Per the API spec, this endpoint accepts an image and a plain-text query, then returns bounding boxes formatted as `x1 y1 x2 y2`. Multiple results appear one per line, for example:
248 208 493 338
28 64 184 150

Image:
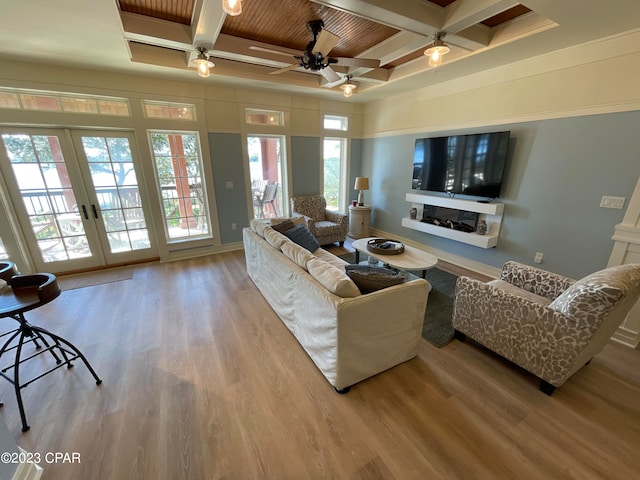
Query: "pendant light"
424 32 450 68
190 47 215 78
340 75 356 97
222 0 242 16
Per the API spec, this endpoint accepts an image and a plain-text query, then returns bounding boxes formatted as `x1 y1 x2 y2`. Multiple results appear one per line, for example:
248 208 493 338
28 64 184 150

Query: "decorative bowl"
366 238 405 255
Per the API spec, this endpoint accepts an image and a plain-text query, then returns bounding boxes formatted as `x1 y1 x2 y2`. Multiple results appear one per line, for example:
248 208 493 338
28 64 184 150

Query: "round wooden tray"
366 238 405 255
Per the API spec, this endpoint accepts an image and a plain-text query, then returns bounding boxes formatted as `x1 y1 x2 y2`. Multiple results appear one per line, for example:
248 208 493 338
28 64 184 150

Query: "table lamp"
354 177 369 206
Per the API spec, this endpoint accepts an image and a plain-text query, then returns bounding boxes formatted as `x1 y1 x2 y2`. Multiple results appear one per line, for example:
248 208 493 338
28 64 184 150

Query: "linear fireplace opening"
421 205 479 233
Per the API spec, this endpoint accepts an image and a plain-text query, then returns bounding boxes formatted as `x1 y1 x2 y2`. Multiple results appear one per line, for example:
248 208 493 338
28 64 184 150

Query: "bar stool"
0 261 102 432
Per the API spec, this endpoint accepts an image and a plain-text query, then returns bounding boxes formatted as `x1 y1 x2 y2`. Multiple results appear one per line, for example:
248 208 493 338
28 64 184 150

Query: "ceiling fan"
266 20 380 83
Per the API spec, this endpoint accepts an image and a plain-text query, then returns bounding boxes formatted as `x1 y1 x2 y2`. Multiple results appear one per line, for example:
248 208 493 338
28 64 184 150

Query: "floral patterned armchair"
290 195 348 247
452 261 640 395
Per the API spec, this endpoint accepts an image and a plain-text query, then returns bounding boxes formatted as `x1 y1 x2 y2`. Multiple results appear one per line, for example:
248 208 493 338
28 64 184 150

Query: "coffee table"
351 237 438 278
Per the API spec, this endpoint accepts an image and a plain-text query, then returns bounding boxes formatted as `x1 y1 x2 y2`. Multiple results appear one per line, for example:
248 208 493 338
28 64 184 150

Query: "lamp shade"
354 177 369 191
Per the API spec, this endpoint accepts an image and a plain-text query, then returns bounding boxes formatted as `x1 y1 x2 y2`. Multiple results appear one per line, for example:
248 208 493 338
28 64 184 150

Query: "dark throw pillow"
282 224 320 252
345 265 410 294
271 219 295 233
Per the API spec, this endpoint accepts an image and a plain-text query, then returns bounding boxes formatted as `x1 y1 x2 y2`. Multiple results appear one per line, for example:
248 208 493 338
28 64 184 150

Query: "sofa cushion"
281 241 315 270
307 259 360 298
345 265 410 294
282 224 320 252
263 227 289 249
548 264 640 324
250 219 269 237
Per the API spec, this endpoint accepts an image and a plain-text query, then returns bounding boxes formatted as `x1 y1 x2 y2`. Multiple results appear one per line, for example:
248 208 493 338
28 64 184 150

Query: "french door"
0 128 156 273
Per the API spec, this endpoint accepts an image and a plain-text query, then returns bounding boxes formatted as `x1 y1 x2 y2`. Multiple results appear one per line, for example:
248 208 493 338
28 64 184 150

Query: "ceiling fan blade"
320 66 341 83
332 57 380 69
313 29 339 58
269 63 300 75
248 45 297 59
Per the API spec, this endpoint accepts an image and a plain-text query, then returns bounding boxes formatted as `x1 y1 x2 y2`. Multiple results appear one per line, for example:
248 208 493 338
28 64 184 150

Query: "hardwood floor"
2 250 639 479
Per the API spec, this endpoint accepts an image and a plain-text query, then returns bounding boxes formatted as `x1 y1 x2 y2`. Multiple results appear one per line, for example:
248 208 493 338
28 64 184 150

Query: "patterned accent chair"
452 261 640 395
290 195 348 247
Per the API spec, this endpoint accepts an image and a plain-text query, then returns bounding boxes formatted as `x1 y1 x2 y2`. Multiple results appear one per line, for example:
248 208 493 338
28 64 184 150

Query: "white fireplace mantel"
609 176 640 348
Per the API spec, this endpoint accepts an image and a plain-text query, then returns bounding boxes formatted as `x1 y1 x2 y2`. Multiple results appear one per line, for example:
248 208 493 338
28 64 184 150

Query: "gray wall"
209 132 248 244
291 136 321 196
361 110 640 279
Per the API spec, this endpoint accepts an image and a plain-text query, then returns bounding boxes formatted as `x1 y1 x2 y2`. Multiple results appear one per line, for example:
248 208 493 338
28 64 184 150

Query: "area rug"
338 252 457 347
58 266 134 291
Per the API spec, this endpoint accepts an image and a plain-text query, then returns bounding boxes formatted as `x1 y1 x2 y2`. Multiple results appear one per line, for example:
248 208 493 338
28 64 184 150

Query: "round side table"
348 204 372 239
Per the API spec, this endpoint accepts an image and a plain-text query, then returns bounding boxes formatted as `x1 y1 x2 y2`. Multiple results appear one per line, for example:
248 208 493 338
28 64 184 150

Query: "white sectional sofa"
243 220 430 391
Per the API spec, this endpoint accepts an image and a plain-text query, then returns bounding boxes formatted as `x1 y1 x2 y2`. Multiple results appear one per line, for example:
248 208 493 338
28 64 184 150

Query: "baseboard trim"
13 448 43 480
611 326 640 349
162 241 244 262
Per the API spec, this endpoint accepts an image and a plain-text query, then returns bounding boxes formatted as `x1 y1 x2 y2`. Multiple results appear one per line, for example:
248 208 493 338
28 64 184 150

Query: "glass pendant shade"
190 48 215 78
222 0 242 16
424 32 450 68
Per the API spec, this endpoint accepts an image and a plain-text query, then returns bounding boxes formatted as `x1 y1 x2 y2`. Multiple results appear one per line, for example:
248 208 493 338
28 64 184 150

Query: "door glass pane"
149 131 210 240
80 136 151 252
248 135 284 219
1 133 91 262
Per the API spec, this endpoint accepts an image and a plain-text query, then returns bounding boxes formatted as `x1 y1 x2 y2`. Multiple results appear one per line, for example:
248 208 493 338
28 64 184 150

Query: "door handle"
91 204 99 219
81 205 89 220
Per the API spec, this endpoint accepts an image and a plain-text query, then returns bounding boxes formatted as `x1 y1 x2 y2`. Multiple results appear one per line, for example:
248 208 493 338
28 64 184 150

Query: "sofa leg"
539 380 556 396
339 241 344 247
334 386 351 394
454 330 466 342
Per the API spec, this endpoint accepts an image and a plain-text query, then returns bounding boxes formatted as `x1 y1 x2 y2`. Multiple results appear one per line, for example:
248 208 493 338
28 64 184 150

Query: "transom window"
142 100 196 120
0 87 130 116
245 109 284 126
323 115 348 131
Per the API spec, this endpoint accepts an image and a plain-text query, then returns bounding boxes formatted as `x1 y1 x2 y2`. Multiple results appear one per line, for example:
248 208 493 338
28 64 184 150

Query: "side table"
348 205 371 239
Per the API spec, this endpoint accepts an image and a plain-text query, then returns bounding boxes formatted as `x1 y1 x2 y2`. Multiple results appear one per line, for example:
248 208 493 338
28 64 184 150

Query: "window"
0 236 7 261
149 131 211 240
323 138 347 211
142 101 196 120
323 115 348 131
245 109 284 126
0 87 130 116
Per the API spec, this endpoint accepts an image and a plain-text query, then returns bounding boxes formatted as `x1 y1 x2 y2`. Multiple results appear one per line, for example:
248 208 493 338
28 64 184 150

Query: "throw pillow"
345 265 410 294
548 264 640 327
307 259 360 298
271 219 295 234
282 224 320 252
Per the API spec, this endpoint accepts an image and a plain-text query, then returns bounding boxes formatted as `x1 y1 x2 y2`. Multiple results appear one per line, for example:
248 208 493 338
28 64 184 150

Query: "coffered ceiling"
1 0 640 101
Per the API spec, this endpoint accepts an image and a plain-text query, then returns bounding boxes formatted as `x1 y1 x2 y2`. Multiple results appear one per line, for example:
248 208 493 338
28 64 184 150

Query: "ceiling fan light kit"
222 0 242 16
341 75 356 97
424 32 450 67
190 47 215 78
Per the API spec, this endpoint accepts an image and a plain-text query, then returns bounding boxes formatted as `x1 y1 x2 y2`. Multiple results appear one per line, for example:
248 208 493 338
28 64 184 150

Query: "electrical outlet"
231 223 237 231
225 181 234 189
600 196 625 209
534 252 544 264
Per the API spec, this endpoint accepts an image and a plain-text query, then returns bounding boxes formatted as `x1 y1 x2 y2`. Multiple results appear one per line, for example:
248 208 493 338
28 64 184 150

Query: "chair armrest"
325 210 348 227
500 261 575 300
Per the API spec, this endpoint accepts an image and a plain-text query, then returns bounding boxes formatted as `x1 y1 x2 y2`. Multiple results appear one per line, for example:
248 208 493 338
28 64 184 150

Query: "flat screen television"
412 131 510 198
